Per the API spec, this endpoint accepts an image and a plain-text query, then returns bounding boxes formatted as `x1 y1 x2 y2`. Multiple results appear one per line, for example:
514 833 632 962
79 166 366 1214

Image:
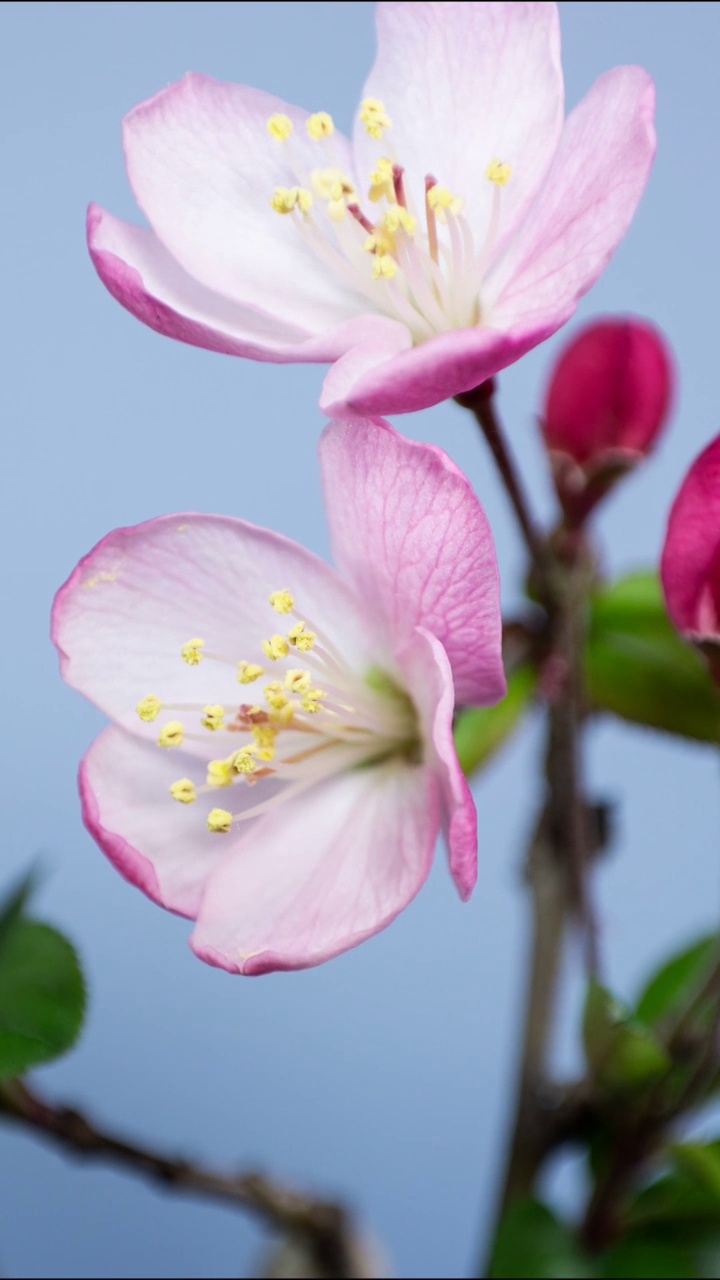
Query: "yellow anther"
267 113 293 142
311 168 355 201
170 778 197 805
207 759 234 788
251 725 277 762
201 704 225 732
270 186 313 216
360 97 392 139
158 721 185 748
384 206 416 236
285 669 312 694
233 748 258 775
264 681 290 711
181 638 205 666
262 634 290 661
207 808 233 833
288 622 316 652
486 159 513 187
269 703 295 728
369 157 395 203
269 589 295 615
365 231 395 257
238 661 265 685
372 253 398 281
136 695 162 723
307 111 335 140
426 185 465 220
302 689 327 714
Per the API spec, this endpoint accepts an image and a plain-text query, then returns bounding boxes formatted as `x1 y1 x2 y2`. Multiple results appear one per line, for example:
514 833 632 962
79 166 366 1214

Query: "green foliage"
454 664 536 776
636 937 720 1030
489 1200 592 1279
0 874 86 1080
600 1230 698 1278
586 572 720 743
583 981 671 1092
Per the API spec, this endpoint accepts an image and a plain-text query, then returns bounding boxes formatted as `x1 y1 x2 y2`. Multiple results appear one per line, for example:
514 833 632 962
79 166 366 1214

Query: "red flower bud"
542 318 674 525
661 434 720 684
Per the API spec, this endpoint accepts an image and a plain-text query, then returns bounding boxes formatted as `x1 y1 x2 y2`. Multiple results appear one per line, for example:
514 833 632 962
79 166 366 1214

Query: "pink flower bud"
661 435 720 684
542 318 674 524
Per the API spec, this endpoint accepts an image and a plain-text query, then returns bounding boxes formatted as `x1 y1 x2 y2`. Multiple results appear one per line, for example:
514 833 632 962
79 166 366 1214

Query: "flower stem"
455 381 549 584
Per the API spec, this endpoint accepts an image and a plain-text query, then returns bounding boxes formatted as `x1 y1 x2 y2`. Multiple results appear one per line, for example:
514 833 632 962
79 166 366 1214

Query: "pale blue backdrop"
1 3 718 1276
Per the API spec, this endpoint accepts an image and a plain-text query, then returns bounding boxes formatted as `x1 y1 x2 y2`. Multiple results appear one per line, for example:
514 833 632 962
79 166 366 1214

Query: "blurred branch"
0 1079 358 1279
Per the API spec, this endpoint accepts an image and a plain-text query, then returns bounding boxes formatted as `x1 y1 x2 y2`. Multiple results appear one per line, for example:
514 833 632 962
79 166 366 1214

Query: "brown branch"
0 1079 357 1279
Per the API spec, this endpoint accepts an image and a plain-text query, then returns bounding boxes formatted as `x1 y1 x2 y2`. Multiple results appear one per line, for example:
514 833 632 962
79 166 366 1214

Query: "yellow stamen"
264 681 289 711
201 704 225 732
269 703 295 728
207 808 233 833
269 589 295 615
181 638 205 666
486 159 512 187
158 721 185 748
285 669 312 694
384 206 416 236
238 661 264 685
302 689 327 714
288 623 316 652
136 695 162 723
270 186 313 216
262 634 290 661
365 231 395 257
360 97 392 139
426 184 465 221
267 113 293 142
307 111 335 140
311 168 355 201
170 778 196 805
251 725 277 761
372 253 398 281
207 759 234 788
369 157 395 203
233 748 258 775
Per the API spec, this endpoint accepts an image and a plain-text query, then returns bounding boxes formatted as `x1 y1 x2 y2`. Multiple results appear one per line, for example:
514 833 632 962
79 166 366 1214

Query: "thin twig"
0 1080 357 1279
455 381 549 582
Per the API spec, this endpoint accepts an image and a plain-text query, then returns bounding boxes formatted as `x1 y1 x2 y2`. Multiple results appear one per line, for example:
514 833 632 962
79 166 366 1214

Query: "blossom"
52 419 505 974
661 434 720 684
88 2 656 419
542 318 673 524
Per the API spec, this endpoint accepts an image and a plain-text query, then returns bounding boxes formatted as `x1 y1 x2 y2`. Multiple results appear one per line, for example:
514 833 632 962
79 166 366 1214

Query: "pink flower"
661 434 720 684
52 420 505 974
88 2 656 419
542 318 673 524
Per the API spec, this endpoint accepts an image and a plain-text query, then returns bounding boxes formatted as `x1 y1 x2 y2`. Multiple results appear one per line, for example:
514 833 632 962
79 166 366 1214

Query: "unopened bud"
542 318 674 524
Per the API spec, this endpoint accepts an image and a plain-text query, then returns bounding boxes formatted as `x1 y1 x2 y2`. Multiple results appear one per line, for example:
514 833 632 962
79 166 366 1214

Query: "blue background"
1 2 718 1275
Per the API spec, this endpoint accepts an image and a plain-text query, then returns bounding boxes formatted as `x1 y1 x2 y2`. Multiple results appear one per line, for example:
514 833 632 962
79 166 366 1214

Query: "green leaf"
455 664 536 776
583 981 671 1092
0 921 86 1079
601 1231 698 1278
489 1200 593 1279
586 572 720 743
628 1173 720 1229
0 868 40 953
636 937 720 1029
671 1144 720 1201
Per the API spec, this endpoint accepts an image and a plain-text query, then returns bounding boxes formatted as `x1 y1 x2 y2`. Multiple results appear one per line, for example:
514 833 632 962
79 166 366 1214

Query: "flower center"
137 588 420 834
266 103 512 343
